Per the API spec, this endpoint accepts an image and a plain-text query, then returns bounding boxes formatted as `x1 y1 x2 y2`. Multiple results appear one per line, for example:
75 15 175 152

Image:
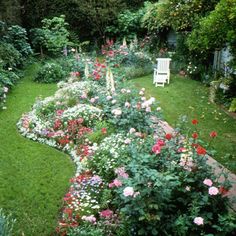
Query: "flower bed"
18 42 236 235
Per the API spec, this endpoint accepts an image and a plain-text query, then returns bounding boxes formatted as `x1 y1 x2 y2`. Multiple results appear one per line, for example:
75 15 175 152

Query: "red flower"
165 133 172 140
210 131 217 138
219 186 229 196
101 128 107 134
192 132 198 139
192 119 198 125
196 146 206 155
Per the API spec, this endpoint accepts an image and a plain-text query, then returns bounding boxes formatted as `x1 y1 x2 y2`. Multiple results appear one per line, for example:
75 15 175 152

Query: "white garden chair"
153 58 171 87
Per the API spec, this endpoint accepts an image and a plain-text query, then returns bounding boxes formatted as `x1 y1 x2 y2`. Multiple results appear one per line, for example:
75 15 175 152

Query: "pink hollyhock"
194 217 204 225
203 178 213 187
123 187 134 197
209 186 219 195
100 209 113 219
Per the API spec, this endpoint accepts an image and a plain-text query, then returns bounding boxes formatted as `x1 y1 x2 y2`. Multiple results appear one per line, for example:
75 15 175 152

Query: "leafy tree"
187 0 236 59
41 15 70 55
4 25 32 60
72 0 126 39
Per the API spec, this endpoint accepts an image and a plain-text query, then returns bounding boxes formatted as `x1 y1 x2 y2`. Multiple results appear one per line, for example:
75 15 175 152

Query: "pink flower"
123 187 134 197
157 140 165 146
90 98 96 103
152 144 161 154
178 147 187 153
106 95 112 100
81 215 96 223
113 179 122 187
208 186 219 195
194 217 204 225
100 209 113 219
56 110 64 116
115 167 129 179
203 178 213 187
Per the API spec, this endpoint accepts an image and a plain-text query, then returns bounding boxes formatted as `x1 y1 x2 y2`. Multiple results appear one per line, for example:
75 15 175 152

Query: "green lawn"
0 63 75 235
132 74 236 173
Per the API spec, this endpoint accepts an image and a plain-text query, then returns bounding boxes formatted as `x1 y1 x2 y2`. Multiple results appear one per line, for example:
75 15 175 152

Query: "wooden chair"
153 58 171 87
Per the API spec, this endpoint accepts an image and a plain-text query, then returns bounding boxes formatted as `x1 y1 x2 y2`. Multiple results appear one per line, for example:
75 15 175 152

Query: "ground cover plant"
0 63 74 235
17 43 236 235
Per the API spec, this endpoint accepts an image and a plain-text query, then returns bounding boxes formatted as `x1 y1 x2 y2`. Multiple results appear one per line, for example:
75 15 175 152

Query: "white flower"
129 128 136 134
111 108 122 116
194 217 204 225
111 99 117 104
156 107 161 111
106 95 112 100
139 90 144 95
123 187 134 197
125 102 130 108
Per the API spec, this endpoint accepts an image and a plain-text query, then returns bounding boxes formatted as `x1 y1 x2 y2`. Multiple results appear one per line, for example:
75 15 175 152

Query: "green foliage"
0 209 16 236
34 63 66 83
0 42 21 69
188 0 236 58
41 15 70 55
0 69 20 88
67 224 106 236
30 28 47 56
4 25 32 59
106 8 146 40
142 0 219 32
229 98 236 112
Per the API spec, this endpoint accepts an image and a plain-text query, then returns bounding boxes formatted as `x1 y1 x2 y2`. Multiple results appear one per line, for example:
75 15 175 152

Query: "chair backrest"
156 58 171 72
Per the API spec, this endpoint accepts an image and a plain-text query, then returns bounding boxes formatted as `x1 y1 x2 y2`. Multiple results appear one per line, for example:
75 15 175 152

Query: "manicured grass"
132 74 236 173
0 63 75 235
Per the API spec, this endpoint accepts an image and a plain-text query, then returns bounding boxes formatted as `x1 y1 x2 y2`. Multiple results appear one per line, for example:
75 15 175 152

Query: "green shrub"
34 63 66 83
229 98 236 112
0 42 21 69
67 224 105 236
0 209 16 236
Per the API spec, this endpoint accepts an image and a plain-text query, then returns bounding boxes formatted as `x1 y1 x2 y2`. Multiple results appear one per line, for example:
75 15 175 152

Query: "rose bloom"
101 128 107 134
113 179 122 187
123 187 134 197
152 144 161 154
165 133 172 140
192 119 198 125
106 95 112 100
90 98 96 103
192 132 198 139
209 186 219 195
203 178 213 187
210 131 217 138
194 217 204 225
196 146 206 155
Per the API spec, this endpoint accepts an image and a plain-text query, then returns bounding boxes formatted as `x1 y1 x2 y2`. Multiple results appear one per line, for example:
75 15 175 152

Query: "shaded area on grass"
0 63 75 235
132 74 236 173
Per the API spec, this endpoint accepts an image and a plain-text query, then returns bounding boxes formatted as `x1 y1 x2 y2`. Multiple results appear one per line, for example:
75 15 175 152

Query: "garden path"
153 117 236 211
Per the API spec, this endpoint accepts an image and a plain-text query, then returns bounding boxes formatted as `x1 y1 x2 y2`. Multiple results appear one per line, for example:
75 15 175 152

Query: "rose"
210 131 217 138
192 119 198 125
192 132 198 139
209 186 219 195
152 144 161 154
100 209 113 219
123 187 134 197
165 133 172 140
196 146 206 155
203 178 213 187
194 217 204 225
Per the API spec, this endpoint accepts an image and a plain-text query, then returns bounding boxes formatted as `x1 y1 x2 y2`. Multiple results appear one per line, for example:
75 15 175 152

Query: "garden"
0 0 236 235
